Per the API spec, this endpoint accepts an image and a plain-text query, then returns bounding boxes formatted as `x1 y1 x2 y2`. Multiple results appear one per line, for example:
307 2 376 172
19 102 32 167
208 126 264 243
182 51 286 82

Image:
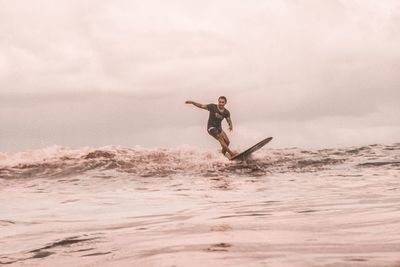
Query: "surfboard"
229 137 273 161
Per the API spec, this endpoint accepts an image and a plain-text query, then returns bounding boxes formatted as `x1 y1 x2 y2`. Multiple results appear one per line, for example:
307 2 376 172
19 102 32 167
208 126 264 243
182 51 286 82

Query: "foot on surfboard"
225 151 238 160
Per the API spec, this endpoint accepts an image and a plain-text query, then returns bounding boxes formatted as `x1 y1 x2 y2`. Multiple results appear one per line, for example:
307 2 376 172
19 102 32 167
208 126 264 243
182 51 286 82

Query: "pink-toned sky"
1 0 399 152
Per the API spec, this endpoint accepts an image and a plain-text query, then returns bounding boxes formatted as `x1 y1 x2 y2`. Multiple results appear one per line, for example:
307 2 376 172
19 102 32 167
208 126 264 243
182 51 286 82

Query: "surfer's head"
218 96 227 108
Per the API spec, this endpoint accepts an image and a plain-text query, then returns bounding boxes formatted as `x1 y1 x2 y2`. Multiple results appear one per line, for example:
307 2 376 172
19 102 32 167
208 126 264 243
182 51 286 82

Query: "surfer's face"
218 98 226 109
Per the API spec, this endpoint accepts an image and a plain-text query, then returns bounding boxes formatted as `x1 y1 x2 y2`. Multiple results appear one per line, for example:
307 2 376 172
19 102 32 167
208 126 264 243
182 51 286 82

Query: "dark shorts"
207 127 221 139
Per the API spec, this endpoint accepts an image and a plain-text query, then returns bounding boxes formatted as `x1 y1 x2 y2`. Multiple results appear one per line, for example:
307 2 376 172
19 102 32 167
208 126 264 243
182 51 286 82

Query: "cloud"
0 0 399 151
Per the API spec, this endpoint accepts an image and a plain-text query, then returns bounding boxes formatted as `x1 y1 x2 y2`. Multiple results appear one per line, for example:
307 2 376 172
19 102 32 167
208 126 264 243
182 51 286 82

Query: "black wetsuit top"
206 104 230 130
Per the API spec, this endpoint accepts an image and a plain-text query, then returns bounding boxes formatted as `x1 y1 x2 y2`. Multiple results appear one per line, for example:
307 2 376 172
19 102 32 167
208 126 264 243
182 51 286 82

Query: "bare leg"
221 147 227 155
217 132 236 157
220 131 230 155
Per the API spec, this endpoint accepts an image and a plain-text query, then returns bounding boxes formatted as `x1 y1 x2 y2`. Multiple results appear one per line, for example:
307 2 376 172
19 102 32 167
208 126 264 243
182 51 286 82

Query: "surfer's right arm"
185 100 208 110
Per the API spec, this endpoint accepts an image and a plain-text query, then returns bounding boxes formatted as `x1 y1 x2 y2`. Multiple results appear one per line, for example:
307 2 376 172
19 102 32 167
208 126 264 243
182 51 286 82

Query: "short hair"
218 96 227 103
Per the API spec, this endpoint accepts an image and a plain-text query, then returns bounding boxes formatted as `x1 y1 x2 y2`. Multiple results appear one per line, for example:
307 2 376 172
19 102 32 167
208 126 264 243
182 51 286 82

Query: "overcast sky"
1 0 399 152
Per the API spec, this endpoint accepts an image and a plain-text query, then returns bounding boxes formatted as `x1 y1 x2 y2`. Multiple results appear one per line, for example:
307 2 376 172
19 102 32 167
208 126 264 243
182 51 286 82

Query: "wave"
0 143 399 179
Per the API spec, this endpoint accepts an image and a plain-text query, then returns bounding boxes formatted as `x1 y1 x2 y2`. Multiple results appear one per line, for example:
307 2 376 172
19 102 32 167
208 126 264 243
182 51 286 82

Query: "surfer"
185 96 238 158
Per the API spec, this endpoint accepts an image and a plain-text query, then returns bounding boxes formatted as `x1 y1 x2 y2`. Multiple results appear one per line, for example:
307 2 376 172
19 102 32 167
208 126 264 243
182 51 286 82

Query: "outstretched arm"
185 100 208 110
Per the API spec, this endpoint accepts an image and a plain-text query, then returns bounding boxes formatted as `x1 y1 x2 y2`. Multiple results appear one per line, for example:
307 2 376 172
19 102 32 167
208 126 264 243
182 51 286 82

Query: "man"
185 96 237 158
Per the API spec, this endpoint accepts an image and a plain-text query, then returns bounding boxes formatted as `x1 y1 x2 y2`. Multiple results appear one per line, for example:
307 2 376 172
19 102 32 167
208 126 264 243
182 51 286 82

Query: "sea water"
1 144 400 266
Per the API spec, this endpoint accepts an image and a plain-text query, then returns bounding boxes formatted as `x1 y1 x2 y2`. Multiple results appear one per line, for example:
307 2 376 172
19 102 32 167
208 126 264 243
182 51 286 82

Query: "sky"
1 0 399 152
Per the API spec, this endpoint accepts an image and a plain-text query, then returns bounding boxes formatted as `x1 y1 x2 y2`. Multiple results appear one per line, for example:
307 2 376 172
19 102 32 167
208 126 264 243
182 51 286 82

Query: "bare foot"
227 151 238 159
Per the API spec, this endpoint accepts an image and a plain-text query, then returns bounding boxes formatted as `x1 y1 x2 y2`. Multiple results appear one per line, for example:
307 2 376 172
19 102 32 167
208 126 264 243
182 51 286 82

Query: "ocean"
1 143 400 266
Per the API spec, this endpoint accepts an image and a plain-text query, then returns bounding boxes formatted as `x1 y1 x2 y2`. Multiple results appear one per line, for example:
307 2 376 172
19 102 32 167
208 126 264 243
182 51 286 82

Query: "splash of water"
0 143 399 179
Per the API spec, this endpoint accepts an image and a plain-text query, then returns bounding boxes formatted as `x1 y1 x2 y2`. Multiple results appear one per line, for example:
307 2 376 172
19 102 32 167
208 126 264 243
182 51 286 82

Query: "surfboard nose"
230 137 273 161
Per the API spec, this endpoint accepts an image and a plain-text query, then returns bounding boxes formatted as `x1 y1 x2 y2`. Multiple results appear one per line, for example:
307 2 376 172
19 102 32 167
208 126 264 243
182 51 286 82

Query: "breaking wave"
0 143 399 179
